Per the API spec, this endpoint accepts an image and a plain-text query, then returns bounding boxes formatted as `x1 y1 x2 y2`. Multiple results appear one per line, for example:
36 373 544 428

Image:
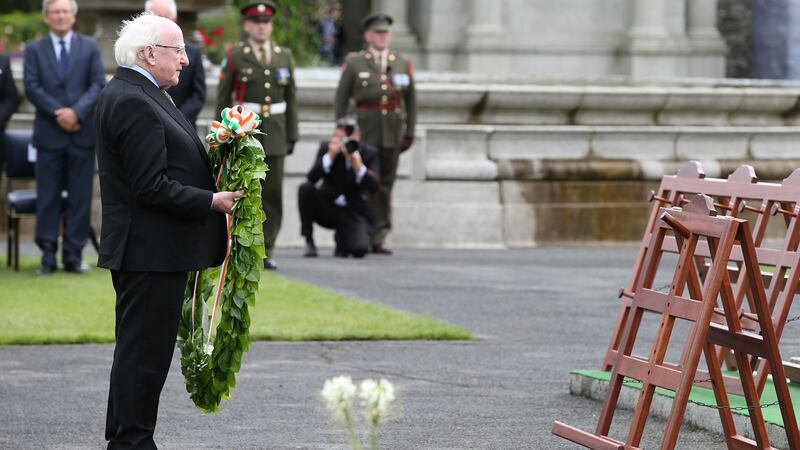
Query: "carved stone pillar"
462 0 508 73
630 0 669 39
624 0 677 77
686 0 726 77
688 0 721 39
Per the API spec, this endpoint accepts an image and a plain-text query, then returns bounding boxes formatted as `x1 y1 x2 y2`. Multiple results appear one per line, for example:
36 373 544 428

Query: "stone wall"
377 0 727 78
7 69 800 248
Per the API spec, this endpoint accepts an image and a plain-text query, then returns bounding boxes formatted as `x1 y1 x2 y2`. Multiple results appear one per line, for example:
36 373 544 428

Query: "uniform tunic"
216 40 298 257
334 49 416 246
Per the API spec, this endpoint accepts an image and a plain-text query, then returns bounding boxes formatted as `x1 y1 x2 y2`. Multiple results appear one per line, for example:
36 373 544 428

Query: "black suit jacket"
167 43 206 129
0 54 20 162
307 140 380 219
23 33 105 150
95 67 226 272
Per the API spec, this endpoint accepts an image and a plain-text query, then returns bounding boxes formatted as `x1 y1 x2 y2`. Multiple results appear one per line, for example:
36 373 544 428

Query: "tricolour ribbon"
206 105 262 149
191 104 262 346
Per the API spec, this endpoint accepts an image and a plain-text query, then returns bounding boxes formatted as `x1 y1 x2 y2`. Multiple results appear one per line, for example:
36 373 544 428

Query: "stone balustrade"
7 68 800 248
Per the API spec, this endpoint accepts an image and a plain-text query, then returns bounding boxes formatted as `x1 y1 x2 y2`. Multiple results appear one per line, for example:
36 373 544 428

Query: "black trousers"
106 270 187 450
298 182 370 257
34 145 94 267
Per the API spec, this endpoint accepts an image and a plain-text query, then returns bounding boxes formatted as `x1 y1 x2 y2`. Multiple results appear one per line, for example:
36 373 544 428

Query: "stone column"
373 0 417 53
462 0 508 73
688 0 721 39
685 0 726 77
629 0 669 39
624 0 678 77
466 0 504 41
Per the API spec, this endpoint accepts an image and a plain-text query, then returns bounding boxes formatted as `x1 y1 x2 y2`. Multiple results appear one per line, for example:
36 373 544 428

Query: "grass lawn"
0 258 471 345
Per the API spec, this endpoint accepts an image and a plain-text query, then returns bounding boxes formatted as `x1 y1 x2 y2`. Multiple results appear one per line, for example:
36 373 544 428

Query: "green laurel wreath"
177 108 267 413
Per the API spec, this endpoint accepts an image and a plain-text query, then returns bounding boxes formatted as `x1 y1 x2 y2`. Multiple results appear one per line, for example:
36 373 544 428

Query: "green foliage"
270 0 324 66
0 1 39 15
197 0 324 66
0 11 47 53
178 133 268 413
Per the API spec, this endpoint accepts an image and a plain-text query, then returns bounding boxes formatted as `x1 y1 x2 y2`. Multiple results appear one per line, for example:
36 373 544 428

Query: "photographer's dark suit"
167 43 205 129
298 141 380 257
96 67 226 449
0 54 20 165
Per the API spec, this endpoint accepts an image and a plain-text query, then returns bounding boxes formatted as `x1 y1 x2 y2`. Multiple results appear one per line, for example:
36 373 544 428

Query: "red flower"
198 28 214 46
213 26 224 37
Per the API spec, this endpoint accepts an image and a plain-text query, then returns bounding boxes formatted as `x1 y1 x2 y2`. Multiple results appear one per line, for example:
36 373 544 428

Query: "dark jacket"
0 54 20 162
94 67 226 272
167 43 206 129
23 32 105 150
307 140 380 219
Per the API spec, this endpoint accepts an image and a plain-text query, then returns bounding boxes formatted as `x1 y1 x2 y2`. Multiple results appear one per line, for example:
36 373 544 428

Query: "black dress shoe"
37 264 56 276
303 239 318 257
64 262 90 274
263 258 278 270
372 244 392 255
333 247 347 258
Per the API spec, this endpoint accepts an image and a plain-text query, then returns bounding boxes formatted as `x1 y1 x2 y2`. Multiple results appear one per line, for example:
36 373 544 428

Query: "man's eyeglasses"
154 44 187 57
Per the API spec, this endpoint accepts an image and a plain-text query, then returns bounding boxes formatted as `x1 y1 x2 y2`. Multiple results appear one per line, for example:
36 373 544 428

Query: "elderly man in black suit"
24 0 106 274
95 12 242 449
145 0 206 129
298 118 380 258
0 53 20 166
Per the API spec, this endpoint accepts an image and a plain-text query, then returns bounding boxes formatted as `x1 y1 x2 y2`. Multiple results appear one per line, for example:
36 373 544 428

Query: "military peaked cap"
241 1 277 20
362 13 393 32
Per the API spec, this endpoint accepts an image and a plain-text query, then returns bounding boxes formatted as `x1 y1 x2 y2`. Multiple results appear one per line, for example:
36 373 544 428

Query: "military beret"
241 1 277 21
362 13 393 32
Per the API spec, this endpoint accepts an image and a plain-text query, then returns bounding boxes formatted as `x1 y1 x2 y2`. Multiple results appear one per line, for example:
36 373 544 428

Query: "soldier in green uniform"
216 1 298 270
334 13 416 255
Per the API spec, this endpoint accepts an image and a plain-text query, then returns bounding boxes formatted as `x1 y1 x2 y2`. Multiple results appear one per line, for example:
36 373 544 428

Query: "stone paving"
2 245 785 449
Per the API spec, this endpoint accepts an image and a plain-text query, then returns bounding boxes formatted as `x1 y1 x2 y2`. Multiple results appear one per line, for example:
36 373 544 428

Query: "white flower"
203 343 214 356
321 375 357 421
359 378 395 423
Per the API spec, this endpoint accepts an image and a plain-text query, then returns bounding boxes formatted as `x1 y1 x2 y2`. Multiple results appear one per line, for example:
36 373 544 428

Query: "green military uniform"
334 18 416 249
216 3 298 263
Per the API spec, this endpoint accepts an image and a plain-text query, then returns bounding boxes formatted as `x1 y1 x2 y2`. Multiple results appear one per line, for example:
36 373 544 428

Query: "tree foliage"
198 0 325 66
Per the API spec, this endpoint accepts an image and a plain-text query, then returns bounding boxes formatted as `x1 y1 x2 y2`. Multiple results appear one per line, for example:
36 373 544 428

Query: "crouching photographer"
298 118 380 258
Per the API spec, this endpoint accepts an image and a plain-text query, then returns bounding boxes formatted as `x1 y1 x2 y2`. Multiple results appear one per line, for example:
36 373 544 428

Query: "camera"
343 138 359 154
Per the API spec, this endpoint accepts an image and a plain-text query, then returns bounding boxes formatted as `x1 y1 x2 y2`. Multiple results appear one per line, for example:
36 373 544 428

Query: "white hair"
144 0 177 19
42 0 78 16
114 12 174 66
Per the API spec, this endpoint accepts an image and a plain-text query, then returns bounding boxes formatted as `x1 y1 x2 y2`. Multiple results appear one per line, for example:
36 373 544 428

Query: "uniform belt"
241 101 287 115
356 101 398 110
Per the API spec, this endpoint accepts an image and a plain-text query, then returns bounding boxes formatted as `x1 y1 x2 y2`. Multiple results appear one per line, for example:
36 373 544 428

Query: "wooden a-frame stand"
553 195 800 450
603 164 800 398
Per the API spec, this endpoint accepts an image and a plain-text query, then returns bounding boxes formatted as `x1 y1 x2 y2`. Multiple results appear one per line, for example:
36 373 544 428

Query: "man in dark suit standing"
298 118 380 258
24 0 105 274
145 0 206 129
96 13 241 449
0 53 20 166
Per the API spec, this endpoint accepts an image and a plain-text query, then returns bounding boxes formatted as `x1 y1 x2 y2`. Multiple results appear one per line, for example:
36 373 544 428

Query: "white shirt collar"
49 31 73 55
127 64 160 88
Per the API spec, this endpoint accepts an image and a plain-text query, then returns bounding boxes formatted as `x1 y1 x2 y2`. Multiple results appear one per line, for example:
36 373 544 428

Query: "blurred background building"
6 0 800 250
